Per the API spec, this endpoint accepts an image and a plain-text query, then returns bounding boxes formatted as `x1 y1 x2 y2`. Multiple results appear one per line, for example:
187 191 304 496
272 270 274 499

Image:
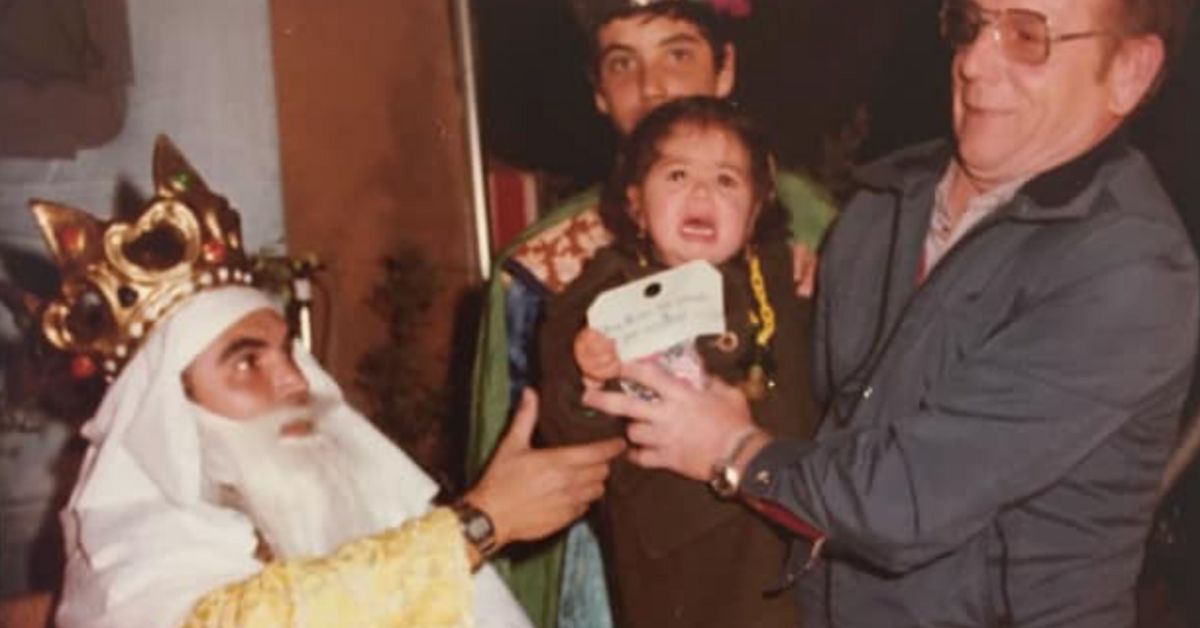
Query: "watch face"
454 501 497 554
465 515 493 540
710 464 739 498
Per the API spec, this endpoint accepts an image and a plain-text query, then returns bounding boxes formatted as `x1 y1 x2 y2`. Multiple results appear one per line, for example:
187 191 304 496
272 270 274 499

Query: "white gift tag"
587 260 725 361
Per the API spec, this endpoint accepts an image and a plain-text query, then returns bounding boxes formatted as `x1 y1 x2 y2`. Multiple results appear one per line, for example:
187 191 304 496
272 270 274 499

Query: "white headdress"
55 286 451 627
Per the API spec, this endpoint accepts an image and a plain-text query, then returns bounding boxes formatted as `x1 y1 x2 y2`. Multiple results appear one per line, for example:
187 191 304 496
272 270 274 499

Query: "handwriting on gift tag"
587 260 725 361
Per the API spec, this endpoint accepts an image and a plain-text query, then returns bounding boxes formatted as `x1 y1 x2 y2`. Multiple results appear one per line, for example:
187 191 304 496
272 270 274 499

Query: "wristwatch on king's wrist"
450 499 497 558
709 428 761 499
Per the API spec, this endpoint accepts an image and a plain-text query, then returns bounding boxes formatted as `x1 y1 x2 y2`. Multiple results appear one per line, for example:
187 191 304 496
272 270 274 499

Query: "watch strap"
450 499 497 558
724 427 762 466
709 427 761 498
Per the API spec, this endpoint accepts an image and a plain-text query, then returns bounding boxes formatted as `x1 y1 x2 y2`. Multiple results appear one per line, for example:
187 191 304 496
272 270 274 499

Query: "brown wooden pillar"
269 0 478 418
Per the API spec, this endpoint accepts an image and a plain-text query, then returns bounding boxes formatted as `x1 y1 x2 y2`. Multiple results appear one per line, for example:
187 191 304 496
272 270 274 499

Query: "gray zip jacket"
740 135 1199 627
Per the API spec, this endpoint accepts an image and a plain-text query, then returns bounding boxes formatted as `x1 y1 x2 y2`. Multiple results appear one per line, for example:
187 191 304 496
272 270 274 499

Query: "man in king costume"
35 136 623 628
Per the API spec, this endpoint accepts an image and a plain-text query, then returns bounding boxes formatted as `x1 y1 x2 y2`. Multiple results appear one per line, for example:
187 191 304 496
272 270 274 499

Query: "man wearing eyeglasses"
583 0 1198 625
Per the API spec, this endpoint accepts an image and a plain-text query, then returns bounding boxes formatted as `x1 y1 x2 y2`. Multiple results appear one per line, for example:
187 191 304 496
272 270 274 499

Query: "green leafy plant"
354 244 450 481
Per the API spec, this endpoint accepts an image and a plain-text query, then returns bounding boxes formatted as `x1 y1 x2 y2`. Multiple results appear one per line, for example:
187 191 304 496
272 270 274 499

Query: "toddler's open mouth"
680 217 717 241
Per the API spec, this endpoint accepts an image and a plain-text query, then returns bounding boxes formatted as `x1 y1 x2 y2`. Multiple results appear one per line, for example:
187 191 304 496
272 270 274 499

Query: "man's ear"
594 89 612 116
1107 34 1165 115
715 43 736 98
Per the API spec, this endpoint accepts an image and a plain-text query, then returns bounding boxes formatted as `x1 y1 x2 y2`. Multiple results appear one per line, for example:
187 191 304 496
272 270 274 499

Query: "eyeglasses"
939 1 1111 65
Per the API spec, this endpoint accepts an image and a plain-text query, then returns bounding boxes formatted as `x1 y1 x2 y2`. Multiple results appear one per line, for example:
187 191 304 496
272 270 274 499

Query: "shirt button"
862 386 874 399
755 469 772 485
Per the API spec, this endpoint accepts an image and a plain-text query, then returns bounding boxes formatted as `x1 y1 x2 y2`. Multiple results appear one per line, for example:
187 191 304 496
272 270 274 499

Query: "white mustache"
223 396 341 441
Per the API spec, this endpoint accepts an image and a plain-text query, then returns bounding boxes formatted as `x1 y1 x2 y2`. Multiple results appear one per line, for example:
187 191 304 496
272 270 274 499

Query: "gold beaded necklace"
743 247 777 400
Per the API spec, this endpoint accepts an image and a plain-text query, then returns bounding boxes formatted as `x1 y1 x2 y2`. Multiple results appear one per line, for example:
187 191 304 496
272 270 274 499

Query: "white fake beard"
194 398 384 560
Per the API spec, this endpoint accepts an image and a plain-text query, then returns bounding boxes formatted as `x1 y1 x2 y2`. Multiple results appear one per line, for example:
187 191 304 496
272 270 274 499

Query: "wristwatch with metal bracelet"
450 499 497 558
709 427 762 499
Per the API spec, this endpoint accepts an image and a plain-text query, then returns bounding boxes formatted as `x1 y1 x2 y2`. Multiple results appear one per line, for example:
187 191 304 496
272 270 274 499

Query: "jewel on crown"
30 135 254 380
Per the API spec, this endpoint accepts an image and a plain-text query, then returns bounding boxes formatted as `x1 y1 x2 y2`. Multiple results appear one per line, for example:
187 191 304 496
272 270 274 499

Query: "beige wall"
270 0 477 410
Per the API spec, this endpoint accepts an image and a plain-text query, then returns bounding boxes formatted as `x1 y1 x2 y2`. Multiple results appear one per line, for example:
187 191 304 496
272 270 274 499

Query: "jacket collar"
852 130 1132 222
1014 129 1129 218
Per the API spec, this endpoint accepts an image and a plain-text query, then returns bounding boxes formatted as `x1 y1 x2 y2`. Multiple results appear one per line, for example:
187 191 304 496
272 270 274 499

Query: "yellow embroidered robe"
183 508 472 627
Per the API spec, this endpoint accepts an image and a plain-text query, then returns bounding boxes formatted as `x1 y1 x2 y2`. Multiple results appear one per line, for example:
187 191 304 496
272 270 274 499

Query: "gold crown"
30 135 255 379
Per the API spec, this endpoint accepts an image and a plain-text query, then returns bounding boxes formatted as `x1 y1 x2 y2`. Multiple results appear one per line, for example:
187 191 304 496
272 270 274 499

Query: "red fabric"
744 495 825 542
486 164 537 251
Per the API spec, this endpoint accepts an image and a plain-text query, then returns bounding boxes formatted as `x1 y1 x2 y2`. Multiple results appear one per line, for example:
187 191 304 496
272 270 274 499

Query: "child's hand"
575 327 620 387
